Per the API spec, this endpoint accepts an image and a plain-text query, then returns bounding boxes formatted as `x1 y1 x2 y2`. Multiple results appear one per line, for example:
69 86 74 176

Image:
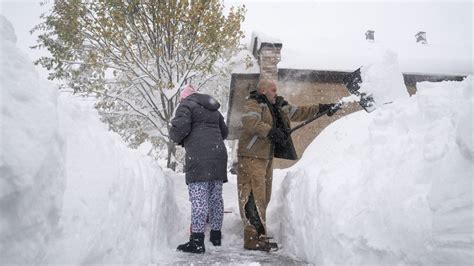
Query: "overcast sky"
225 1 472 74
1 0 472 78
227 1 472 48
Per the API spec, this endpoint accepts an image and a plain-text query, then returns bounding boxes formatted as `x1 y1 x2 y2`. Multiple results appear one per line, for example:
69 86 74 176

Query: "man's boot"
244 225 271 252
244 225 261 250
210 230 221 246
177 232 205 253
259 235 279 251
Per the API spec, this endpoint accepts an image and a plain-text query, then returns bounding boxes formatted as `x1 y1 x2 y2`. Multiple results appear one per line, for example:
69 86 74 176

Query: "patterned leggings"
188 180 224 233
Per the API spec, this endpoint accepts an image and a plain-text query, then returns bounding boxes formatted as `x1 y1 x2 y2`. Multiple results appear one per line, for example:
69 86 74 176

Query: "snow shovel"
289 102 342 134
342 68 376 113
289 68 376 134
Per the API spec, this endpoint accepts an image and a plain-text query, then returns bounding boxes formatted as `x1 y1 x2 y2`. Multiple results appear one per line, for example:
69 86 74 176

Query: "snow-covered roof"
233 33 471 76
231 1 472 76
278 40 471 76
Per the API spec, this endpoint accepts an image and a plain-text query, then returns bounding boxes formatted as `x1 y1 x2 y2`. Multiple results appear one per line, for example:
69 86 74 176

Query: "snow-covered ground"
1 14 473 265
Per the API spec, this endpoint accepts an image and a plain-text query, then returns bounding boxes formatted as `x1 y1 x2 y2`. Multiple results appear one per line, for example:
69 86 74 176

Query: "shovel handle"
289 102 342 134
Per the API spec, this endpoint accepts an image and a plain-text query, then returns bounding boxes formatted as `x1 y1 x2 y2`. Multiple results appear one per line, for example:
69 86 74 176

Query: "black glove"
318 103 340 116
268 128 288 144
275 96 288 108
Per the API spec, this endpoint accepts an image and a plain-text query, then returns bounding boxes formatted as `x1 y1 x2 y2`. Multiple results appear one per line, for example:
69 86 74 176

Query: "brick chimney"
251 32 283 81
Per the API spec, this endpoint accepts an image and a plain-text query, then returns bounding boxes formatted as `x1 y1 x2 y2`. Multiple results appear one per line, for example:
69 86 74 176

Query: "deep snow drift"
0 15 64 262
268 57 473 264
0 15 182 263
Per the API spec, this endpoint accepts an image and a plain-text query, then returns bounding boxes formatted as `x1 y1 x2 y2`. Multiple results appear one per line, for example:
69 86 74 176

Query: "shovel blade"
343 68 377 113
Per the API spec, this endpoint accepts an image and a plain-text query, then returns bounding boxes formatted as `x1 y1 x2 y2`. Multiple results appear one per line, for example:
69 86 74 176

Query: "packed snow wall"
268 52 473 265
0 16 182 264
0 15 65 262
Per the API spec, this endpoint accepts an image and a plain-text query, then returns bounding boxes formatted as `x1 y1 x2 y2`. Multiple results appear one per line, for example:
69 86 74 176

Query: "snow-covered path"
164 171 309 265
170 247 307 265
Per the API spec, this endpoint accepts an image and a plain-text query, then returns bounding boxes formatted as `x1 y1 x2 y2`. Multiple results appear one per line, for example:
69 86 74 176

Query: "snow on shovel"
289 69 375 134
342 67 377 113
290 49 409 135
346 50 410 112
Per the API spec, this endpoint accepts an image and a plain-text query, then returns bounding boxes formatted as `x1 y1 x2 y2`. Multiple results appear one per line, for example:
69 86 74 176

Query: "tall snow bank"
269 59 473 264
420 77 473 264
0 16 181 264
43 95 181 264
0 15 64 263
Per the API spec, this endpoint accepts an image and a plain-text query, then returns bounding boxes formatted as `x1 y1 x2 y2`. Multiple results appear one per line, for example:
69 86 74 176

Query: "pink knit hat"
179 84 196 100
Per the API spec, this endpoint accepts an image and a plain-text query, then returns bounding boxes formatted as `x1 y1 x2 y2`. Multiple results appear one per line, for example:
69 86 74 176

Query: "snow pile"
269 60 473 264
0 16 182 264
0 15 17 43
360 49 410 105
420 77 473 264
43 95 183 264
0 14 64 263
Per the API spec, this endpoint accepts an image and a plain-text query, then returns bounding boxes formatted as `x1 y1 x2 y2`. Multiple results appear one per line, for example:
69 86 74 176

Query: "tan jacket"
237 94 321 160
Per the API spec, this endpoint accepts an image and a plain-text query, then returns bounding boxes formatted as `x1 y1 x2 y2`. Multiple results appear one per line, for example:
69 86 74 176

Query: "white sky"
227 0 472 48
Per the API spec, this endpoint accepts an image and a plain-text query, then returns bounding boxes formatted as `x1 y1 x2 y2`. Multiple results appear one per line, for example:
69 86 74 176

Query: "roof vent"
365 30 375 42
415 31 427 44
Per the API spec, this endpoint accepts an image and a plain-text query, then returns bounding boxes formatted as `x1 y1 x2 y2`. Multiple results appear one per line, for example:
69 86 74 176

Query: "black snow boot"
177 232 205 254
210 230 221 246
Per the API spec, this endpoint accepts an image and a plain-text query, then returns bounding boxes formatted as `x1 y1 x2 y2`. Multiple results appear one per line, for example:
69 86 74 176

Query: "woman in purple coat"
169 84 228 254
